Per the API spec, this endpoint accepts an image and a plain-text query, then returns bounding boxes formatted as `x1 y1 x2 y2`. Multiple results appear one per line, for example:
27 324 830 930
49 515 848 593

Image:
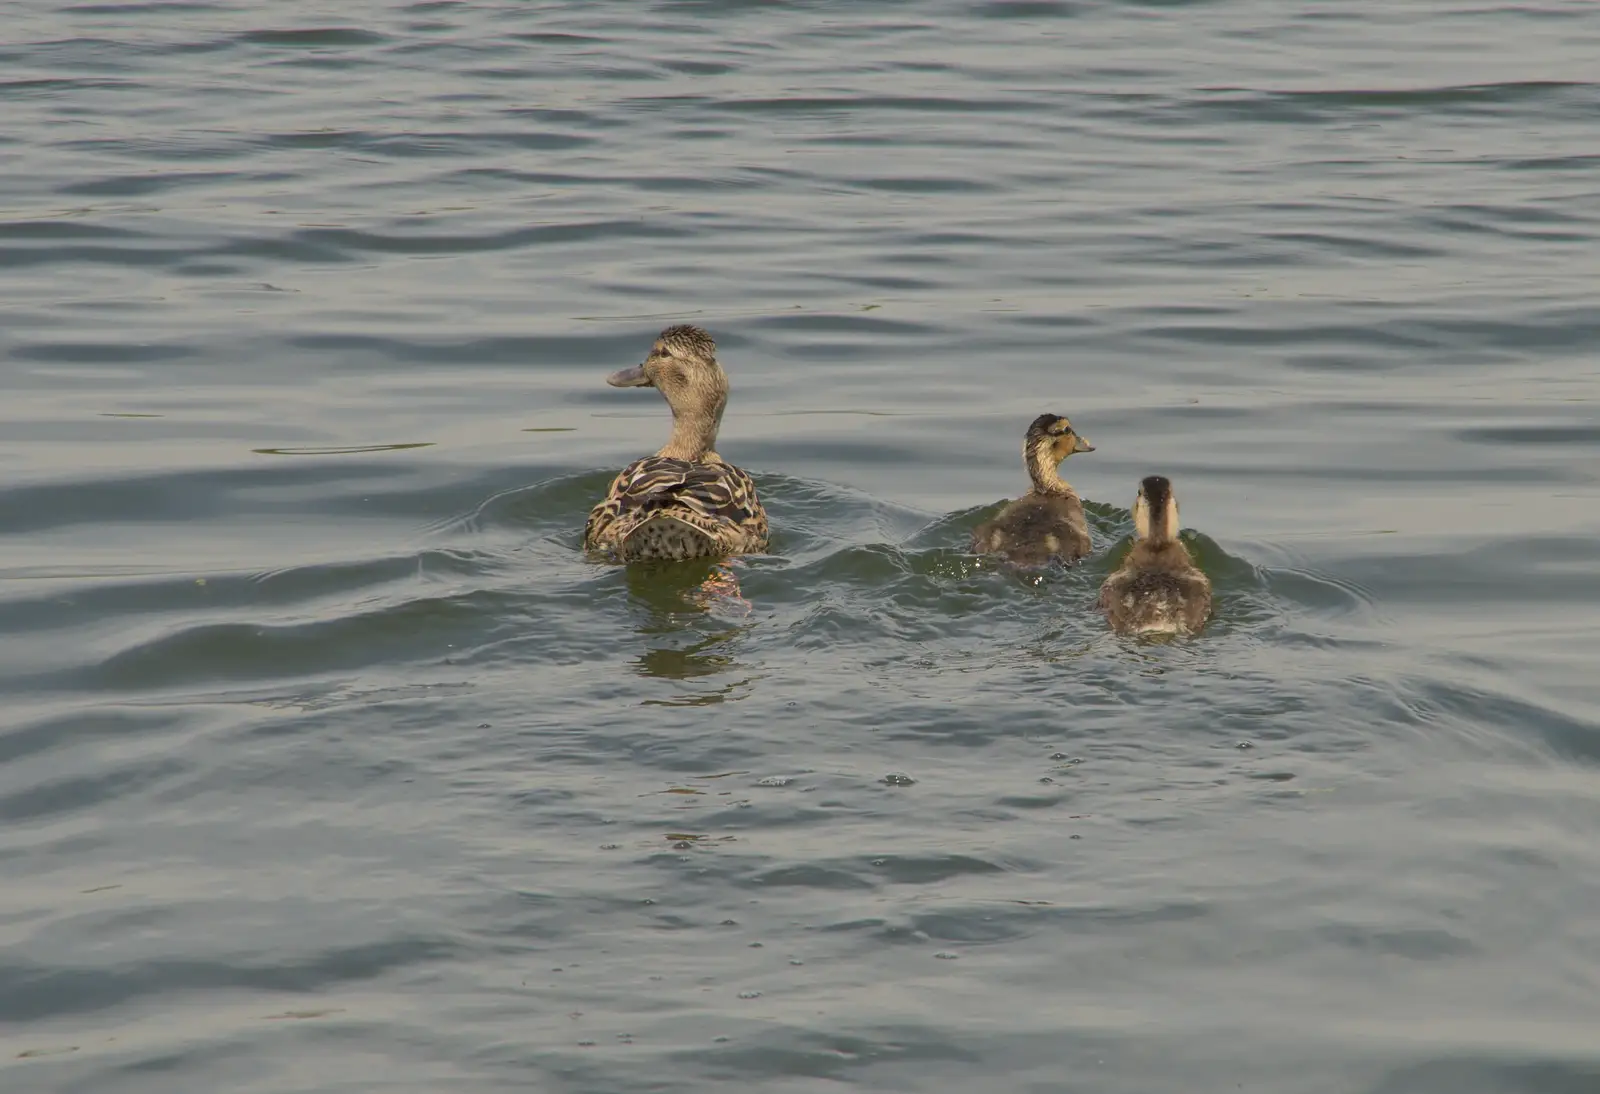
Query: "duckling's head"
1024 413 1094 491
1133 474 1181 546
607 324 729 458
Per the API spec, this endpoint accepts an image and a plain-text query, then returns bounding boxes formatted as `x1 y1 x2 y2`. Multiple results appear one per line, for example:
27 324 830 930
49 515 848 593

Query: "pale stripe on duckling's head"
1134 474 1179 546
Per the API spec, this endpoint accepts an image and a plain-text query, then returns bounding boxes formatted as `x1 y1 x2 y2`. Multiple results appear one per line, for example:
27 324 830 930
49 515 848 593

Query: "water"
4 1 1600 1090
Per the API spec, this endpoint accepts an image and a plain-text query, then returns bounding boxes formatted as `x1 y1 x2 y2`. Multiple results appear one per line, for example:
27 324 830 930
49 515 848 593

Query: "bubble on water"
641 899 656 906
577 1039 596 1047
600 843 620 851
748 942 763 948
738 990 762 999
756 775 792 787
1236 741 1254 750
714 1036 730 1043
934 951 959 960
1050 752 1068 761
1039 777 1055 784
788 959 803 966
870 858 887 867
720 919 738 926
1070 834 1082 840
881 772 916 786
674 842 693 850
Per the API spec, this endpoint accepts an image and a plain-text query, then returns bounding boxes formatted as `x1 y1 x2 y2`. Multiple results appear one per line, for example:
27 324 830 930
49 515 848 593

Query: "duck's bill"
606 365 653 388
1074 436 1096 453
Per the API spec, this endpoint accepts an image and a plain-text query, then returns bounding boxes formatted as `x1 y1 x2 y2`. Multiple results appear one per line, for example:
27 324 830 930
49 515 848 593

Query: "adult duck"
583 324 769 562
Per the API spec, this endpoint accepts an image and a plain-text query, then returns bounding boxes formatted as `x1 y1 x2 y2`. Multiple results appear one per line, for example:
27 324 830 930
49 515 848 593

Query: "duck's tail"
620 514 719 562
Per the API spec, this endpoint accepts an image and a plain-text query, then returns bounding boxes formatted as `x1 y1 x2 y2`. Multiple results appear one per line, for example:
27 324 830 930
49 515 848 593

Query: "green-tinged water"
4 2 1599 1091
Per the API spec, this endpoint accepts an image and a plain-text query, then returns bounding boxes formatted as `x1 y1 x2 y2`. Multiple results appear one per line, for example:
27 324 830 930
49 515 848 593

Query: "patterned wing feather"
585 457 768 560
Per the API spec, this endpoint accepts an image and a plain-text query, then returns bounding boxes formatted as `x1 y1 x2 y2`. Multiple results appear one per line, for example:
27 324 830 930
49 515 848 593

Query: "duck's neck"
1025 443 1073 496
1135 496 1180 547
1143 521 1177 547
655 398 724 462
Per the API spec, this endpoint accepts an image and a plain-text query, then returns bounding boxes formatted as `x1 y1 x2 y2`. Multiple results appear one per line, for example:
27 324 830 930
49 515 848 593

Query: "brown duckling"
971 413 1096 566
1098 475 1212 635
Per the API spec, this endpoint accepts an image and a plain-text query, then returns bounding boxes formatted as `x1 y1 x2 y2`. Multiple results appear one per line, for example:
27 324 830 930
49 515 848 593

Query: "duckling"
583 324 769 562
1098 475 1212 635
970 413 1096 566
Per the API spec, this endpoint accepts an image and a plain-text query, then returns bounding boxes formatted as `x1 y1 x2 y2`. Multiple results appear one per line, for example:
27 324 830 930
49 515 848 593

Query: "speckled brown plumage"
584 455 768 562
583 324 768 562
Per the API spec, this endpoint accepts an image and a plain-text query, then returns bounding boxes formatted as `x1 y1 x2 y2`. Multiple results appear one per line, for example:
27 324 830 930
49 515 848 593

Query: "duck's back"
585 456 768 561
971 492 1091 566
1099 547 1211 635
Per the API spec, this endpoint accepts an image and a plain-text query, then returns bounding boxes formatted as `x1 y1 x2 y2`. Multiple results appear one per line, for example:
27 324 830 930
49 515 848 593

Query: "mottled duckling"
1098 475 1212 635
971 413 1096 566
583 324 769 562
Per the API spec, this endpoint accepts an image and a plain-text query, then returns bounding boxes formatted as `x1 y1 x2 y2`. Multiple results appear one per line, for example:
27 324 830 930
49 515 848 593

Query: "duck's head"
1133 474 1180 546
1024 413 1094 490
607 324 729 459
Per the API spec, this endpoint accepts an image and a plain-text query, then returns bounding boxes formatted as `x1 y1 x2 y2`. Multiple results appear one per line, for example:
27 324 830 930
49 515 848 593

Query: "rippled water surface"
5 2 1600 1091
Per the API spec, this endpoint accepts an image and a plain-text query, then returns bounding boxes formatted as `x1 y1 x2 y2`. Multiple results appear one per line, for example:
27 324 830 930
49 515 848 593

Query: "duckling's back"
1099 546 1211 635
971 493 1091 566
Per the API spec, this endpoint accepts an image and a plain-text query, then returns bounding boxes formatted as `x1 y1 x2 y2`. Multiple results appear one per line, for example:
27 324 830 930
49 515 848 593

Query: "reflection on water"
623 558 757 700
252 442 436 456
